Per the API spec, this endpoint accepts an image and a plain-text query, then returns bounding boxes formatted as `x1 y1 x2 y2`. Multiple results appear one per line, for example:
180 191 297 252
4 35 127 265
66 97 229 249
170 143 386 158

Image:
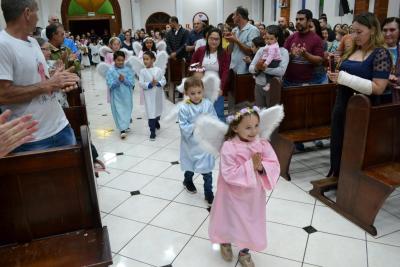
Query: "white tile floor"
81 68 400 267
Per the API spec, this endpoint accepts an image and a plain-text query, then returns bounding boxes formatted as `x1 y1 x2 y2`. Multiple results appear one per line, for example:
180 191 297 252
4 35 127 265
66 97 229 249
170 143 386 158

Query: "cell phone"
329 54 337 72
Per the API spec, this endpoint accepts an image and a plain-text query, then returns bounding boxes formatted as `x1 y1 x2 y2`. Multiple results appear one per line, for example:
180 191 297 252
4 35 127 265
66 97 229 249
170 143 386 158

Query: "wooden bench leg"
167 83 176 104
335 174 395 236
271 134 294 181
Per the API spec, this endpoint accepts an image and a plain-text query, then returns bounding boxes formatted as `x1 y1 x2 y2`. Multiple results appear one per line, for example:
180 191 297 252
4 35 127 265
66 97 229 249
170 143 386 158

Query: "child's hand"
243 56 251 64
252 153 263 171
152 77 158 87
119 74 125 82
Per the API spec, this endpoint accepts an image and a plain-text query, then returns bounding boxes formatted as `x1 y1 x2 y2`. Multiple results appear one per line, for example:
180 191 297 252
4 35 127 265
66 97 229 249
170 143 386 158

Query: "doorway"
68 19 110 37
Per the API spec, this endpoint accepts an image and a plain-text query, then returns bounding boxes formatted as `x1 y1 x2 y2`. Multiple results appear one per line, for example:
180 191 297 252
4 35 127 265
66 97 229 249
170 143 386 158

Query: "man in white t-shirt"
0 0 80 152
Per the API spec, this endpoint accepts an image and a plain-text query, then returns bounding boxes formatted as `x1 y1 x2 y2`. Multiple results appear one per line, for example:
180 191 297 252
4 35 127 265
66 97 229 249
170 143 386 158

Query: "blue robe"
178 98 217 173
106 65 134 131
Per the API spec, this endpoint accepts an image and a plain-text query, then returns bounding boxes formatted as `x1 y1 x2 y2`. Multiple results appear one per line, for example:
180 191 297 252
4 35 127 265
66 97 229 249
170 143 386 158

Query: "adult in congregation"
225 6 260 74
47 22 81 74
121 30 133 51
0 109 38 157
283 9 324 87
166 16 189 60
191 27 230 121
40 14 58 41
249 25 289 108
0 0 80 153
186 18 204 59
327 12 392 177
382 17 400 102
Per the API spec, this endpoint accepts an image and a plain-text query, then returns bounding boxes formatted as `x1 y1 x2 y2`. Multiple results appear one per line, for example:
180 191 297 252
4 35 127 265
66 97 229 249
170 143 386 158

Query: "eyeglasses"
208 37 220 42
41 47 50 51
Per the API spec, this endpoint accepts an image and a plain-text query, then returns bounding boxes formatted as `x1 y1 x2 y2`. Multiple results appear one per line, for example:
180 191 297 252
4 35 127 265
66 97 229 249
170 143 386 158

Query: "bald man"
41 15 59 40
186 18 204 56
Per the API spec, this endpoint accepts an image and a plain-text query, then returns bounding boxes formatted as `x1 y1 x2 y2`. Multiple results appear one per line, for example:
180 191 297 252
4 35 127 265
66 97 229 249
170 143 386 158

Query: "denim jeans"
13 125 77 153
213 95 225 122
184 171 213 197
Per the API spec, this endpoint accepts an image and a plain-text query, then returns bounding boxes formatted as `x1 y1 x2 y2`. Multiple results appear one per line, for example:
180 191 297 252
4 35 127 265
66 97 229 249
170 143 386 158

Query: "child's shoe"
238 250 255 267
120 130 127 139
183 181 197 194
205 193 214 206
220 243 233 261
150 132 156 141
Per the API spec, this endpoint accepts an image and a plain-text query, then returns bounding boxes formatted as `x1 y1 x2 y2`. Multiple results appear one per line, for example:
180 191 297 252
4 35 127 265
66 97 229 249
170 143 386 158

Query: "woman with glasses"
191 27 231 122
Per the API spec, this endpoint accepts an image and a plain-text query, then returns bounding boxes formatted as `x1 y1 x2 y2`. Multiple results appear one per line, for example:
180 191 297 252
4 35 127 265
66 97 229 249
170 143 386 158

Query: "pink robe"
208 137 280 251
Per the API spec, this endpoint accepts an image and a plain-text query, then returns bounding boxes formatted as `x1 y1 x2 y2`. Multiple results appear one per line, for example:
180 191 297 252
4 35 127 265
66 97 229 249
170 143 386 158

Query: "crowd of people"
0 1 399 266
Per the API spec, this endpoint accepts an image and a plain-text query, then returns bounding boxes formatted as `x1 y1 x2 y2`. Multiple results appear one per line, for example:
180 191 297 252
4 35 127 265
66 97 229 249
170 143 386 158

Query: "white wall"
321 0 354 27
118 0 132 30
140 0 175 27
387 0 400 17
224 0 252 22
181 0 217 26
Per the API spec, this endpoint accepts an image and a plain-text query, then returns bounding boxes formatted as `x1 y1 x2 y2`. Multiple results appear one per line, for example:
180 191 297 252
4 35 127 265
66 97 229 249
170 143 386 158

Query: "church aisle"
81 68 400 267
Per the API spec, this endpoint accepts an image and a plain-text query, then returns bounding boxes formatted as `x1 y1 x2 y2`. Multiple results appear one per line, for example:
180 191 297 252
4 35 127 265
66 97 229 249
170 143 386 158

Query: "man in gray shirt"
225 6 259 74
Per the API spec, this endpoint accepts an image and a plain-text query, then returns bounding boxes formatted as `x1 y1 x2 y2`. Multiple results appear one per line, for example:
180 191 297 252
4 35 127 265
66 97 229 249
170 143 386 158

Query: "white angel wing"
127 56 145 76
96 62 111 78
99 46 112 57
155 51 169 75
156 40 167 51
176 77 187 94
132 41 142 56
259 105 285 140
120 48 133 58
194 114 228 156
202 72 221 103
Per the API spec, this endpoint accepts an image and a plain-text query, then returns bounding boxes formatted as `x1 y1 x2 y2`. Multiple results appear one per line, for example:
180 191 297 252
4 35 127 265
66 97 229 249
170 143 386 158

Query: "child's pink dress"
208 136 280 251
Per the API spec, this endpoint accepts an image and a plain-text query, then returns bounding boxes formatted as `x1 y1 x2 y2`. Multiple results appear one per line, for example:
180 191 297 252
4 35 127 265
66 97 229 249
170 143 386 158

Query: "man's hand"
224 32 237 43
255 59 266 71
45 70 80 93
170 52 177 60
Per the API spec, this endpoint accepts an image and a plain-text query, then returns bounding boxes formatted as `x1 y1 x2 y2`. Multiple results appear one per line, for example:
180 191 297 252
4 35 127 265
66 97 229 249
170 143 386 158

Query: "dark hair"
382 17 400 43
1 0 37 23
333 23 342 32
184 76 204 92
205 27 224 60
224 102 260 141
259 23 266 29
266 24 285 47
202 24 213 38
249 19 254 25
46 22 63 40
235 6 249 21
170 16 179 24
297 9 313 21
142 38 157 52
143 50 156 60
251 36 265 49
319 17 327 23
311 18 323 39
35 37 46 47
113 50 126 60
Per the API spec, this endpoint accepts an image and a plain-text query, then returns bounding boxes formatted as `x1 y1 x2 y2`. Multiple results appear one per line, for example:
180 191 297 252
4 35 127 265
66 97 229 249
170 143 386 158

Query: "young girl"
138 51 166 140
105 37 122 64
106 51 135 139
259 27 282 91
208 105 280 267
178 76 218 205
89 38 101 66
138 37 157 58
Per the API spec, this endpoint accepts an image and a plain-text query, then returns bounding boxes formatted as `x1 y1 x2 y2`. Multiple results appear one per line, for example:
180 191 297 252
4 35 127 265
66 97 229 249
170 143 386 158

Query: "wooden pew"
64 93 89 138
66 86 84 107
227 71 255 111
269 81 337 180
166 58 186 103
310 95 400 235
0 125 112 266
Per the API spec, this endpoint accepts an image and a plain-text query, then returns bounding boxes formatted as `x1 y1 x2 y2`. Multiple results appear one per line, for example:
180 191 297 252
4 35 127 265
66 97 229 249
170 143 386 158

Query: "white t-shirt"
0 30 68 142
202 51 219 74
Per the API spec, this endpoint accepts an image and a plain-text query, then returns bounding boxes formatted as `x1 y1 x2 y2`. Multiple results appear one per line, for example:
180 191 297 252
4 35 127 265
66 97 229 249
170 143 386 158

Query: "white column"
251 0 263 22
305 0 319 18
368 0 375 13
38 0 50 28
217 0 224 24
131 0 141 31
176 0 183 21
264 0 275 24
290 0 302 23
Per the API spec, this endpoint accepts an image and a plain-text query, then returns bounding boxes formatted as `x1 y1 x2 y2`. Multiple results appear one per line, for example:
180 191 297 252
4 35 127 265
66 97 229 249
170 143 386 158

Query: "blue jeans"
13 125 77 153
184 171 213 198
213 95 225 122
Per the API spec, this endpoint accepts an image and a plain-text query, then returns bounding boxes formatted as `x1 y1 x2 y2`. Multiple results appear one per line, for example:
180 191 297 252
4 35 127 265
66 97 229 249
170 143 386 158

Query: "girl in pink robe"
208 107 280 266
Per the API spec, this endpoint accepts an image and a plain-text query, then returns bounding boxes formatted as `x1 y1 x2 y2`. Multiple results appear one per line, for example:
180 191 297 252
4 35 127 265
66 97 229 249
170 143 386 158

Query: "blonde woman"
327 12 392 177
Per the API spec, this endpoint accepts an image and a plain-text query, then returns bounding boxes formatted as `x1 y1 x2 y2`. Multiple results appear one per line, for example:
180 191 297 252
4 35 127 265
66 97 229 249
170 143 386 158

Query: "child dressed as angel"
178 76 218 206
106 51 134 139
138 51 167 140
197 105 281 267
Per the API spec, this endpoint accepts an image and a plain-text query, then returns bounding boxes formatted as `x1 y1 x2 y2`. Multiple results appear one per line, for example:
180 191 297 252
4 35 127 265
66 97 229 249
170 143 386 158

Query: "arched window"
145 12 171 33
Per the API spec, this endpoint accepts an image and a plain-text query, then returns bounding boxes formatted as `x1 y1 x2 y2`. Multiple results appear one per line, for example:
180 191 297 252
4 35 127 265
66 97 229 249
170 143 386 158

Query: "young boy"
178 76 218 205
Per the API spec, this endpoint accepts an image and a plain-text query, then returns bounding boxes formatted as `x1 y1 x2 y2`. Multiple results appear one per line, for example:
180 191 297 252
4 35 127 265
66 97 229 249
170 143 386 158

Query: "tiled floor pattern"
82 68 400 267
